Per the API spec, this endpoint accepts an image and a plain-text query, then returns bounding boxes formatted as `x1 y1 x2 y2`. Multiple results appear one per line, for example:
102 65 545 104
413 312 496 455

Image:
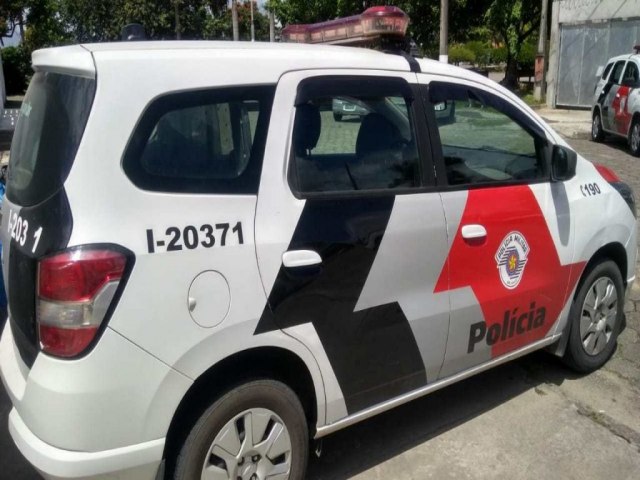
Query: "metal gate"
556 18 640 107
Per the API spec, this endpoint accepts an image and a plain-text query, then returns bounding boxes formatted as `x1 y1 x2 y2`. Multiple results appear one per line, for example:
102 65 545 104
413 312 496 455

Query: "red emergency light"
281 6 410 46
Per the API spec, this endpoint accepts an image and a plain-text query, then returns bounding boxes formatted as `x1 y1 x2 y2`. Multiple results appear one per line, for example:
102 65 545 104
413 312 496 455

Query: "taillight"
37 248 130 358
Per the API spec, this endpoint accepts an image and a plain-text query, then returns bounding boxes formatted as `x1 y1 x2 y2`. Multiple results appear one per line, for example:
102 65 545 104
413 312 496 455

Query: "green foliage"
0 45 31 94
0 0 28 44
204 2 270 41
465 40 492 66
484 0 541 87
518 36 537 65
448 44 475 65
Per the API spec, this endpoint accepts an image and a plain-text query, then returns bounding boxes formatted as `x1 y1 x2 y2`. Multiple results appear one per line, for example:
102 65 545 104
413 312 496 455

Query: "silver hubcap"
580 277 618 356
201 408 292 480
591 115 600 138
592 115 600 138
631 123 640 152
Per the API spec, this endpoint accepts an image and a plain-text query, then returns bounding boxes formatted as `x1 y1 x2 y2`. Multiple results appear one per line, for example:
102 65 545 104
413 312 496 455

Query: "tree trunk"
503 55 519 90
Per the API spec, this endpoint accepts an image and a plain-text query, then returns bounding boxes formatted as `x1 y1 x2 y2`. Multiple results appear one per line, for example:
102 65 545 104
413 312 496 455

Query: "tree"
485 0 541 89
0 0 28 46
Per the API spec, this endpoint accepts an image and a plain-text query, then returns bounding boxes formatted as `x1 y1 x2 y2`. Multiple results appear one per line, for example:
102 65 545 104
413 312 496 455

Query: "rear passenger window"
622 62 639 85
610 61 626 85
123 86 274 194
289 76 422 195
429 82 549 186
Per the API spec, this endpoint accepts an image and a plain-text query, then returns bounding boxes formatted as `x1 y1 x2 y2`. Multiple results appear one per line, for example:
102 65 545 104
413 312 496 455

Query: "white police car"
0 25 637 480
592 46 640 156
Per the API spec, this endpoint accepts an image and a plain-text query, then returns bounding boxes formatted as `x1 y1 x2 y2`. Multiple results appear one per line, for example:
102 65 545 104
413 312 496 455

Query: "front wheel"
563 260 624 373
174 380 309 480
629 118 640 157
333 112 342 122
592 111 605 142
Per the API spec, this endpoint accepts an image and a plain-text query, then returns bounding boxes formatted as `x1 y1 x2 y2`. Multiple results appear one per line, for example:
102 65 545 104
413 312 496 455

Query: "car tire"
173 379 309 480
629 118 640 157
563 260 624 373
591 110 605 143
333 112 342 122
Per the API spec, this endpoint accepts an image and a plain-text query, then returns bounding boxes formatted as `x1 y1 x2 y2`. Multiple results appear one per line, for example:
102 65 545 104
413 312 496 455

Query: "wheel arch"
629 111 640 136
162 346 318 476
580 242 628 291
549 241 628 357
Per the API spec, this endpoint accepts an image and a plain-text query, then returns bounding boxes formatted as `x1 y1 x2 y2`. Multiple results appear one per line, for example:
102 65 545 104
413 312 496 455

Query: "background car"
591 47 640 156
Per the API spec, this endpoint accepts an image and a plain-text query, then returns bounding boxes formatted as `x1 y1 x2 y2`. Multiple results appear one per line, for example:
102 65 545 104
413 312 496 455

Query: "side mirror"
595 65 604 77
551 145 577 181
434 101 448 112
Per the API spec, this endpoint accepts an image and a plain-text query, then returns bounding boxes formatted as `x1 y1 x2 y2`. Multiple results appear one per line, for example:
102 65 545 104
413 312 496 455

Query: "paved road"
2 136 640 480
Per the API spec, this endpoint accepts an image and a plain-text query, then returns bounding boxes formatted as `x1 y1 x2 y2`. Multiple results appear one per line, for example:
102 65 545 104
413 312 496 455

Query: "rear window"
7 71 96 206
123 86 275 194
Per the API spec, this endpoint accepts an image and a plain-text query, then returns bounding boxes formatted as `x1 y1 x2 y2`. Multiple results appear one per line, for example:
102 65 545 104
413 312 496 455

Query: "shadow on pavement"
307 351 581 480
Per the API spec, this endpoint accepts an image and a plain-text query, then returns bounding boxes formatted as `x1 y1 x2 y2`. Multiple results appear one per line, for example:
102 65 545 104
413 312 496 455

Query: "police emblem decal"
495 231 529 289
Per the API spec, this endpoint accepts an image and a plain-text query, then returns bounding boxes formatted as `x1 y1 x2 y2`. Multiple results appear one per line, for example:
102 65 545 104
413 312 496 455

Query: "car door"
418 77 580 378
255 70 451 422
613 61 640 136
602 60 626 131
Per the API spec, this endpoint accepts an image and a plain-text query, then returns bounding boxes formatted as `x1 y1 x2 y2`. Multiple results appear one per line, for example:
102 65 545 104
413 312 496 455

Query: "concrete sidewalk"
537 107 591 140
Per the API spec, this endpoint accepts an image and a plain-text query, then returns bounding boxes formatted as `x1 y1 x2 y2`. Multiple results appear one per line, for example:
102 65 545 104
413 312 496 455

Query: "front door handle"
461 224 487 240
282 249 322 268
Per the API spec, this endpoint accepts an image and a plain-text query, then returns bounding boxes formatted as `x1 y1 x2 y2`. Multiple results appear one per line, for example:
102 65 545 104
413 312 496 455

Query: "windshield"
7 71 96 206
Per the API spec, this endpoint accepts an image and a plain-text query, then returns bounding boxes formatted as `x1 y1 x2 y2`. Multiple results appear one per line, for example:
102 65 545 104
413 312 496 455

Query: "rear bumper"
0 319 192 479
9 408 163 480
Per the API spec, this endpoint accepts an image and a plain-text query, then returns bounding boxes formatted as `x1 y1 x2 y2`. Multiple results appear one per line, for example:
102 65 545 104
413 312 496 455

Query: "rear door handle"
282 249 322 268
461 224 487 240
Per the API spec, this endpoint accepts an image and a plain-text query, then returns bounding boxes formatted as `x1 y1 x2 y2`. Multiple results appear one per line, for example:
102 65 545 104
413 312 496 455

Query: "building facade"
547 0 640 108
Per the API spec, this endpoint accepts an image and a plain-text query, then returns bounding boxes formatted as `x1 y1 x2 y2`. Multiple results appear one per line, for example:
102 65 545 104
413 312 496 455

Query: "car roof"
32 41 488 83
605 52 640 64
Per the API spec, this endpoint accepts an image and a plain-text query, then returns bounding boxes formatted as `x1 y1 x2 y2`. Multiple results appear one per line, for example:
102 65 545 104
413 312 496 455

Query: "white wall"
558 0 640 24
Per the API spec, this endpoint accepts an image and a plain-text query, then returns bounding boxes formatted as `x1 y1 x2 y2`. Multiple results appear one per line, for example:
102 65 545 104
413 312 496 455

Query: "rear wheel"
629 118 640 157
563 260 623 373
174 380 308 480
591 110 605 142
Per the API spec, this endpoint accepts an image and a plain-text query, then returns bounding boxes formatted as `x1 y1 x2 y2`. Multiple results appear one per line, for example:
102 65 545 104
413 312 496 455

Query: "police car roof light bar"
281 6 409 47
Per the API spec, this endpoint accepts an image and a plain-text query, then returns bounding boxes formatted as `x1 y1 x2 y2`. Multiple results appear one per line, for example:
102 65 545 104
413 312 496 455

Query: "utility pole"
232 0 239 41
250 0 255 42
174 0 181 40
534 0 550 101
269 10 275 42
439 0 449 63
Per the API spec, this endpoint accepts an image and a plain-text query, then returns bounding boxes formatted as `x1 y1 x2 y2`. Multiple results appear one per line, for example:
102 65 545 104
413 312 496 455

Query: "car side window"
622 62 639 85
601 62 614 80
610 61 627 85
289 76 423 195
429 82 549 187
123 85 274 194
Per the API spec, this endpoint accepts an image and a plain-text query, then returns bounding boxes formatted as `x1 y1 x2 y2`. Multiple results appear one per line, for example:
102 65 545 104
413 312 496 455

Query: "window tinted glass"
290 79 421 194
623 62 639 84
123 86 274 194
429 83 548 186
7 72 96 206
602 62 614 80
610 61 626 84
